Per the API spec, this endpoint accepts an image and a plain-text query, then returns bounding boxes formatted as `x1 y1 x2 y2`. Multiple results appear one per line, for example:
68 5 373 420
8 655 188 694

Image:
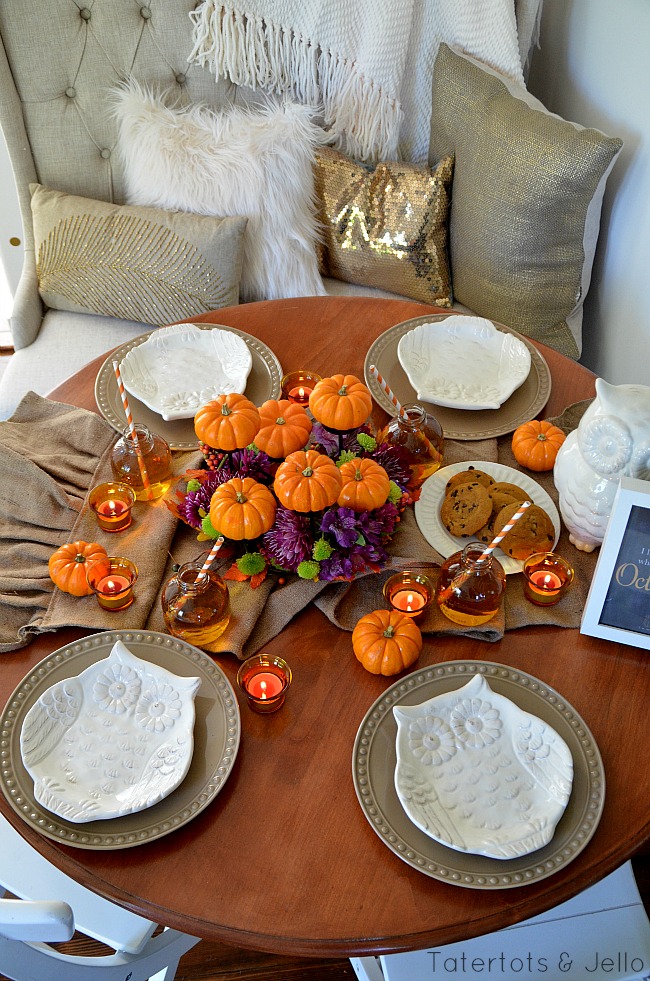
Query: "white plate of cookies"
414 462 560 574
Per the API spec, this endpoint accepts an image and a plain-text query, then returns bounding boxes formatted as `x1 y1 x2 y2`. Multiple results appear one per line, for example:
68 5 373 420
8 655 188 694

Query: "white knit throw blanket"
189 0 542 164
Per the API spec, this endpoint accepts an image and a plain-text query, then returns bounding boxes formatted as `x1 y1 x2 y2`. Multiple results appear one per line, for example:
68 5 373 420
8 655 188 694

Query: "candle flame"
406 592 414 611
260 680 267 700
298 387 305 399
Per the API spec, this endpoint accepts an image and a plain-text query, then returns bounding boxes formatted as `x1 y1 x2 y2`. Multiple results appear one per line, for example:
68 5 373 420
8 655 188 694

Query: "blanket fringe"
189 0 401 161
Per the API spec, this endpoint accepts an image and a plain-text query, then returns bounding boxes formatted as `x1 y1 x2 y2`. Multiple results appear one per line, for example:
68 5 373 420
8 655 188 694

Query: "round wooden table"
2 296 647 959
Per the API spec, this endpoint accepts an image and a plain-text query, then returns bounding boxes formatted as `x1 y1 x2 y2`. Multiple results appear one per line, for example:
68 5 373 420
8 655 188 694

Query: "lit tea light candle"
86 556 138 611
522 552 574 606
236 654 292 714
89 482 136 532
383 572 433 619
281 370 322 406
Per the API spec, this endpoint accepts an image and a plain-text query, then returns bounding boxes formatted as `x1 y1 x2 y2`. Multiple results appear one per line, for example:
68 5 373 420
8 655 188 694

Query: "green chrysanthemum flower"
388 480 404 504
186 478 201 492
297 559 320 580
356 432 377 452
312 537 334 561
336 450 356 467
236 552 267 576
201 514 220 538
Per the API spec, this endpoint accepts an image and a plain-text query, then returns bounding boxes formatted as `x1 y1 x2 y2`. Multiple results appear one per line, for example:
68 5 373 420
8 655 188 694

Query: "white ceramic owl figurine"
553 379 650 551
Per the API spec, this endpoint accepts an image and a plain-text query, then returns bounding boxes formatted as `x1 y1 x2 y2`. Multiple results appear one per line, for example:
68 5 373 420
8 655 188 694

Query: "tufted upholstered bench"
0 0 621 419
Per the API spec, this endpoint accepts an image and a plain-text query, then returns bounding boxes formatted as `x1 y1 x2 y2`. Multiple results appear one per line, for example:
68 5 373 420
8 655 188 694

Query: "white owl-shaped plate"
119 322 253 421
397 316 531 410
20 640 201 823
393 674 573 860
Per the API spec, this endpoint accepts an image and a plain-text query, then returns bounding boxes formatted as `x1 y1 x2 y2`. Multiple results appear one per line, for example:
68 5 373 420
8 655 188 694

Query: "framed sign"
581 476 650 650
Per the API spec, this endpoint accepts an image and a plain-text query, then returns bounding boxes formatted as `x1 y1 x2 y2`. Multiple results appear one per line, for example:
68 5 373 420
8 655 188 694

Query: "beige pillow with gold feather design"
30 184 247 325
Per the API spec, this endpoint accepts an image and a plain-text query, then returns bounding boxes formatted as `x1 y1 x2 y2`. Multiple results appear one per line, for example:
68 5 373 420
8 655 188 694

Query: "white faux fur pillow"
112 81 329 302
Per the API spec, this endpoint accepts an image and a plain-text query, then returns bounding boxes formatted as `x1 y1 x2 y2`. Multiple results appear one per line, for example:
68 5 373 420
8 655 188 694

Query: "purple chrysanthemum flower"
372 443 413 489
319 507 361 549
178 471 232 527
309 423 371 458
262 505 314 572
357 502 400 544
230 448 274 484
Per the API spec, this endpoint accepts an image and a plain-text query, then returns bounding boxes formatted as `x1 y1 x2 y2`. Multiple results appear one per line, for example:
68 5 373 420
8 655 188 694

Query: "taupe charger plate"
95 324 283 451
364 315 552 440
0 631 241 849
353 660 605 889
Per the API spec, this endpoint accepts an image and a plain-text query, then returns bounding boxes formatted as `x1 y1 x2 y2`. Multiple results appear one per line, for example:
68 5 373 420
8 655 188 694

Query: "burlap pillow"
429 44 623 359
315 147 454 307
30 184 247 324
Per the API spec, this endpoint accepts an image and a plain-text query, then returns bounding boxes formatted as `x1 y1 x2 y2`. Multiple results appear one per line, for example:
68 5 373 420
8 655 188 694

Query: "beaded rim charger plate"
0 631 241 850
95 324 282 450
364 315 551 440
352 660 605 889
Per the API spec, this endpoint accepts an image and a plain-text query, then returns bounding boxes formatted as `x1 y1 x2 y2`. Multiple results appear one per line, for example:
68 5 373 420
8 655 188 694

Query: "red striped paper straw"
112 360 153 501
480 499 532 558
199 536 225 576
368 364 407 418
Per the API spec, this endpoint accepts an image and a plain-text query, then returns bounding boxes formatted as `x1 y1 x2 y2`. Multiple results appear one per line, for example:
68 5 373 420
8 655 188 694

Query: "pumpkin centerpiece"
512 419 566 472
274 449 342 512
352 609 422 676
209 476 277 540
337 457 390 512
254 398 312 459
309 373 372 432
195 393 261 452
48 541 109 596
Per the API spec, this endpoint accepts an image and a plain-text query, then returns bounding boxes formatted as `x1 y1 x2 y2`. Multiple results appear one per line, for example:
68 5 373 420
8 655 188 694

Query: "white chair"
0 813 200 981
350 862 650 981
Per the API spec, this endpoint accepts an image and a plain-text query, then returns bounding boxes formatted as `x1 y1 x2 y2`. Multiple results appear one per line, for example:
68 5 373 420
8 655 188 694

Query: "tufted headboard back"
0 0 259 347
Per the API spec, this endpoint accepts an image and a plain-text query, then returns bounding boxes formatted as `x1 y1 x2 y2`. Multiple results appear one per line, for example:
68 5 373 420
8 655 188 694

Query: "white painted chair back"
0 813 200 981
351 862 650 981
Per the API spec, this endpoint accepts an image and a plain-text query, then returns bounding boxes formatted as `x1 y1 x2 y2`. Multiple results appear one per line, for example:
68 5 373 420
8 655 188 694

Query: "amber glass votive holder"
281 370 322 406
522 552 574 606
86 556 138 612
383 572 433 619
89 482 136 532
237 654 292 714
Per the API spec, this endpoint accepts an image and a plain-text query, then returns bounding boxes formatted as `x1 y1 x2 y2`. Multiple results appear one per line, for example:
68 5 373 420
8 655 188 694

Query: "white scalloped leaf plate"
393 674 574 860
414 461 560 574
119 322 253 421
397 316 531 410
20 640 200 823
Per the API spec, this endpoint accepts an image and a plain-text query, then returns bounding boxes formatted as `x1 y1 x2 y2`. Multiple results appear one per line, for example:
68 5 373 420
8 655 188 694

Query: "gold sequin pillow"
30 184 247 324
314 148 454 306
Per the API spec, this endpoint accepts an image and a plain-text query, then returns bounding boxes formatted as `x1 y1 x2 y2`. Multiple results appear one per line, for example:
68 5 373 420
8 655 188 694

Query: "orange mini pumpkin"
48 541 109 596
512 419 566 472
254 399 312 458
274 449 342 512
209 477 277 540
308 373 372 431
194 394 261 451
337 457 391 512
352 609 422 676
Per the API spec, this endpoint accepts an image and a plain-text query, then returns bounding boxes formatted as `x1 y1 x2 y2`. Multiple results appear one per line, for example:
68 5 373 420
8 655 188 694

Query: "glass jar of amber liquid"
110 424 173 501
376 402 444 490
436 542 506 626
161 561 231 652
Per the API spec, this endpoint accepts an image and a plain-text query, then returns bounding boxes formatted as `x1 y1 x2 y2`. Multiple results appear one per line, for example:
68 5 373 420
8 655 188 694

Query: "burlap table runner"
0 392 598 659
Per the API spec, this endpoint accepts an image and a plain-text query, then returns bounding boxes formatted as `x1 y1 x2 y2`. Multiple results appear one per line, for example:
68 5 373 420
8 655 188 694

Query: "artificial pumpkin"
337 457 391 512
274 449 342 512
308 373 372 431
352 609 422 676
512 419 566 472
194 394 261 451
254 399 312 458
209 477 276 540
48 541 109 596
